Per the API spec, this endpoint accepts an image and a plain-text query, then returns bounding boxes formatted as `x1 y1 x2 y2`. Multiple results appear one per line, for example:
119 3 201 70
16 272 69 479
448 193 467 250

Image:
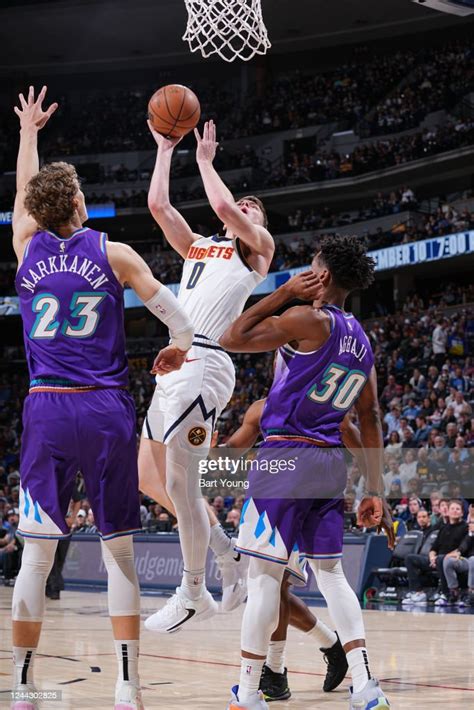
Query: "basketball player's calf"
139 435 248 618
259 575 348 702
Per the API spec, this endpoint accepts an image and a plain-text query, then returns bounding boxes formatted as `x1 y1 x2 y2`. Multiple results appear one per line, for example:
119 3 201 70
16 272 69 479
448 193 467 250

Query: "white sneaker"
10 684 39 710
115 681 144 710
227 685 269 709
218 541 249 612
434 593 448 607
411 591 427 605
401 592 414 605
349 678 390 709
144 586 218 633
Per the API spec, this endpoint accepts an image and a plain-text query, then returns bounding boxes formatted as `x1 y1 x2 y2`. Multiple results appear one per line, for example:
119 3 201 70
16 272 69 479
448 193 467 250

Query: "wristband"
144 286 194 351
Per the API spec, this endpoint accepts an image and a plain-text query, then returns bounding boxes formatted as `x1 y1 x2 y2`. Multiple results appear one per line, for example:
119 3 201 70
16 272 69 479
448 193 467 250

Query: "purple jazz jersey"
15 227 128 387
15 228 139 539
236 306 374 562
19 389 141 539
261 305 374 445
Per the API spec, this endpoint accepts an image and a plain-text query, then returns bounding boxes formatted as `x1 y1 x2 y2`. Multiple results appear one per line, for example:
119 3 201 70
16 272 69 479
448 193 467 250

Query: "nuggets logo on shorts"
188 426 207 446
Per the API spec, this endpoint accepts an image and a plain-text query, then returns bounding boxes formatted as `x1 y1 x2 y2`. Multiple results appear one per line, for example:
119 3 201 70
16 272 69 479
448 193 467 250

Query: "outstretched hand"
195 119 218 163
357 496 396 549
147 119 182 151
14 85 58 130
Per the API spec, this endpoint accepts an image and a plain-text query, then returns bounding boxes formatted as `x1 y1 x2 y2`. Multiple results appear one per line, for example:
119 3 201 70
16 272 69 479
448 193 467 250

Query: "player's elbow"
148 195 171 216
214 199 235 222
219 326 248 352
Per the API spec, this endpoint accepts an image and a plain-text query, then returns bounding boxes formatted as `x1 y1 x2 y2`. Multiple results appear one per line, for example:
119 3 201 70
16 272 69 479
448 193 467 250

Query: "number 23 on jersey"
29 292 106 340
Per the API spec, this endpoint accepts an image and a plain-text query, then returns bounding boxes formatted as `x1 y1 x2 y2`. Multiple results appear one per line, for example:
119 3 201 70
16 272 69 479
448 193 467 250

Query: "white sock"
13 647 36 687
182 568 205 600
307 619 338 649
238 657 265 702
266 640 286 674
346 647 372 694
209 523 232 557
114 640 139 686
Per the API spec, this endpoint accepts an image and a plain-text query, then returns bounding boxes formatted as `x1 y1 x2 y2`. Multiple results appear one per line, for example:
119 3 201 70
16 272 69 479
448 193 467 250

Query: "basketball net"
182 0 271 62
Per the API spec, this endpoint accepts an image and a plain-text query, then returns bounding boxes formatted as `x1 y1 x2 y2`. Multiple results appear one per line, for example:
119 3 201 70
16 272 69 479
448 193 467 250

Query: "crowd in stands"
286 187 419 232
0 38 468 169
266 117 474 188
360 42 474 136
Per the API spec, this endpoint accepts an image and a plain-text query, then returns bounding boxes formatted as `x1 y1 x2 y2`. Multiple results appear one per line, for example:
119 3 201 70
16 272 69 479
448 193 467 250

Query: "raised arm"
219 271 326 352
12 86 58 261
106 241 194 374
147 122 199 259
195 121 274 272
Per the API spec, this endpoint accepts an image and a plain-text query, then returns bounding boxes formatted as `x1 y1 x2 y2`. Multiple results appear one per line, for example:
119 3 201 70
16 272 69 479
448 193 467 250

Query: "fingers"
194 127 202 142
147 119 160 137
209 119 216 143
28 85 34 105
46 102 59 118
18 93 27 110
382 522 396 550
36 85 47 107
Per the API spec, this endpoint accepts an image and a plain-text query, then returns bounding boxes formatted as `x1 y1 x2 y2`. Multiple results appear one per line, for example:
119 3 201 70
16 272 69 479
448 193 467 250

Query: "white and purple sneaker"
226 685 269 709
115 681 144 710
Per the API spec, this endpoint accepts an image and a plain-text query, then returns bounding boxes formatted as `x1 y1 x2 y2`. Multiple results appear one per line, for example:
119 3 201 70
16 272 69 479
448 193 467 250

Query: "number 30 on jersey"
307 363 367 411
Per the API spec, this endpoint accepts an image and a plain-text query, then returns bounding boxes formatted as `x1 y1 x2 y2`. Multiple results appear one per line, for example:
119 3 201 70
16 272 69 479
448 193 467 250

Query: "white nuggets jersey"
178 235 264 341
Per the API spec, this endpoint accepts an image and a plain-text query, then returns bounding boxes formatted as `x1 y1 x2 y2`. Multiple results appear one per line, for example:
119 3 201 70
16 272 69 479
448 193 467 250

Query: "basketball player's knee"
242 563 283 655
249 561 284 628
166 437 203 503
12 538 58 622
100 536 140 617
310 557 345 589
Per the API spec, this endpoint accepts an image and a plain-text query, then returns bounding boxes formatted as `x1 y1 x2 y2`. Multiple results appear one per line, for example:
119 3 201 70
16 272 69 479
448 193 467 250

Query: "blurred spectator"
443 508 474 605
404 499 467 605
224 508 241 531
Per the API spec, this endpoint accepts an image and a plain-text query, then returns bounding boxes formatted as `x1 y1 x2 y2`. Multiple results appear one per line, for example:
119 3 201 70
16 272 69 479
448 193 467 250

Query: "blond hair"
24 161 80 232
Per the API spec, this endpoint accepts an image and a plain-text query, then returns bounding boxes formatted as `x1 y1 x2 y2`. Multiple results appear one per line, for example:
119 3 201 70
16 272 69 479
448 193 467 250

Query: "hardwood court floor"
1 587 473 709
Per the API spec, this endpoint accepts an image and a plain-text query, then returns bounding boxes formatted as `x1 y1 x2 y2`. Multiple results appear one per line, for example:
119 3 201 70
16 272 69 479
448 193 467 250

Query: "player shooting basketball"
139 119 275 632
10 86 194 710
219 235 394 710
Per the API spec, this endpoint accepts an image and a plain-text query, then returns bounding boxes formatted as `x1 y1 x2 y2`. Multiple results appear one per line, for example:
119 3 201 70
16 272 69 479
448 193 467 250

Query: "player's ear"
319 268 331 287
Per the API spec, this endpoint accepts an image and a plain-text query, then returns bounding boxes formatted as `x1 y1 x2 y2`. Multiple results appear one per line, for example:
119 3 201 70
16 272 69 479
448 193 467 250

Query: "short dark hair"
317 234 375 291
238 195 268 228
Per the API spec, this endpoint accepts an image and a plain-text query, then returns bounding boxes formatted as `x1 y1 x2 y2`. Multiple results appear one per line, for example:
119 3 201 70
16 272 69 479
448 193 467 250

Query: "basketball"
148 84 201 139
